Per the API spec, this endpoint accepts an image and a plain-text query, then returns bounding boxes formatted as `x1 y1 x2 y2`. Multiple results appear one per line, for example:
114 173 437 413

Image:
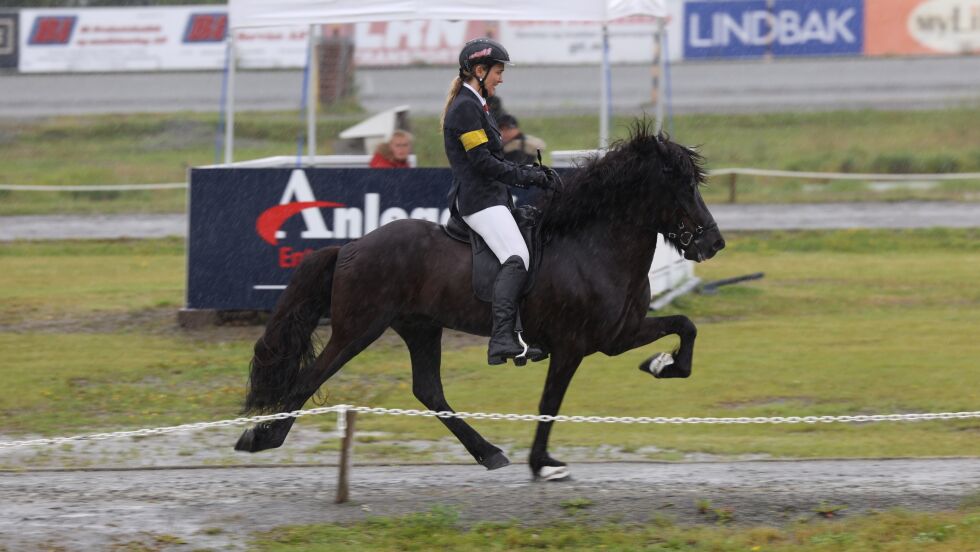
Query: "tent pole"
655 19 666 134
307 24 319 160
599 24 610 149
224 35 236 164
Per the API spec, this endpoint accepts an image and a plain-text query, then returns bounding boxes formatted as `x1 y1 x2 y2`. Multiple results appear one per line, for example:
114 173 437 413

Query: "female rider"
441 38 551 366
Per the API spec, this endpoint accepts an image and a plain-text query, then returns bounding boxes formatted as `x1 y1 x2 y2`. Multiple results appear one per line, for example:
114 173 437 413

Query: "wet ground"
2 456 978 551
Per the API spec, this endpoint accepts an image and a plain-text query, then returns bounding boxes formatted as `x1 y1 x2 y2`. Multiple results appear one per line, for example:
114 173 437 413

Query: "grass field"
1 229 977 461
250 505 980 552
2 107 980 214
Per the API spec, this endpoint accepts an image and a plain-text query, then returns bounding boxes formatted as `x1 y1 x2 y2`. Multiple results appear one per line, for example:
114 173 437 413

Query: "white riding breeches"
462 205 530 270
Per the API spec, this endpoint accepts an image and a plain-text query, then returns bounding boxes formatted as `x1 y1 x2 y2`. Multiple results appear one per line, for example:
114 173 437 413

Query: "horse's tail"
243 246 341 414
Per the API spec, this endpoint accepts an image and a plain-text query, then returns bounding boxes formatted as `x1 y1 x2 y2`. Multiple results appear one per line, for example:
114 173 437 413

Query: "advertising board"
18 7 308 72
683 0 864 58
187 168 457 310
865 0 980 55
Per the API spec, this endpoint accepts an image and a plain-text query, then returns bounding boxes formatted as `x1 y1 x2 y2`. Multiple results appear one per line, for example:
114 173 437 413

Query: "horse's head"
631 129 726 262
539 120 725 263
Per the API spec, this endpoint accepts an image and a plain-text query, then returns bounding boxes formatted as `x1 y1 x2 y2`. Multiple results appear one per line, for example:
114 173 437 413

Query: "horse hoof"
535 465 571 482
513 356 528 367
639 352 674 378
481 451 511 470
234 428 257 452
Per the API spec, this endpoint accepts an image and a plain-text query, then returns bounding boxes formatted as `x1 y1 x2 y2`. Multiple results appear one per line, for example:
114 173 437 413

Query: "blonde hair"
440 76 464 131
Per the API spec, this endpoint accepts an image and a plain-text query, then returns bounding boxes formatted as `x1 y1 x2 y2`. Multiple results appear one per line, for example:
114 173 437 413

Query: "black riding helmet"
458 38 511 98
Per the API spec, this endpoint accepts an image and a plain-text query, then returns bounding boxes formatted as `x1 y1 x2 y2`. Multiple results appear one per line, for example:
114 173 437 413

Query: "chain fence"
2 404 978 451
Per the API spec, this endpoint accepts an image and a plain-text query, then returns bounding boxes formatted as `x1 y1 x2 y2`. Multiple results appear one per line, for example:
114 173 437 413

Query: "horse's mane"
537 119 706 236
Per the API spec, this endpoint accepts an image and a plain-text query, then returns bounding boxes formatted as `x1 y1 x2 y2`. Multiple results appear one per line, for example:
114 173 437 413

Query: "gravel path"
1 201 978 241
2 458 978 551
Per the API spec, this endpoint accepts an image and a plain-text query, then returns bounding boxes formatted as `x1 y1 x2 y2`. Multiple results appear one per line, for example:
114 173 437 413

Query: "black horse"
235 122 725 480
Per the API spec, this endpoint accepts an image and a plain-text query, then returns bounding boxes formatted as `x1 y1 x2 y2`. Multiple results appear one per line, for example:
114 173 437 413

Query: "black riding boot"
488 256 544 366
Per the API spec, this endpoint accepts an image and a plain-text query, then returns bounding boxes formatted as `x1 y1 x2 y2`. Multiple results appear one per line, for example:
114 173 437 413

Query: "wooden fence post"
727 173 738 204
335 409 356 504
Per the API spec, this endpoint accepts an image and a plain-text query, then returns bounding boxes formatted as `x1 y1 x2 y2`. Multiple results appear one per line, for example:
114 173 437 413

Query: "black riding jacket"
443 86 535 216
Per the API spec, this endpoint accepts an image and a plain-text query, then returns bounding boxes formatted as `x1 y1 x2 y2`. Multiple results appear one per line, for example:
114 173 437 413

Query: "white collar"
461 83 487 107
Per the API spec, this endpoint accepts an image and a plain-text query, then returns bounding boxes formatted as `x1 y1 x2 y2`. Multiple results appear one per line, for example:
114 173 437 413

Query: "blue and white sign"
683 0 864 59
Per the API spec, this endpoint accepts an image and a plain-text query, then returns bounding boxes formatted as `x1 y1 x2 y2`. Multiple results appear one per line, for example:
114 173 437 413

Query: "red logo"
29 16 76 45
256 201 345 246
183 13 227 43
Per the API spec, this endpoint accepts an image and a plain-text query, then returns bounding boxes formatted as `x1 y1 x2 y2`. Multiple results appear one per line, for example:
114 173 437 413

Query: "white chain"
2 405 978 451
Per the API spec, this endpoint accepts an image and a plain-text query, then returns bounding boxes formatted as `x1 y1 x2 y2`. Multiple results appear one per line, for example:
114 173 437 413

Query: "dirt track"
2 457 979 551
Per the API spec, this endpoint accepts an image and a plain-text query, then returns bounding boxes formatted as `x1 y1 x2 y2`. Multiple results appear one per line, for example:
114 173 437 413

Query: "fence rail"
707 168 980 203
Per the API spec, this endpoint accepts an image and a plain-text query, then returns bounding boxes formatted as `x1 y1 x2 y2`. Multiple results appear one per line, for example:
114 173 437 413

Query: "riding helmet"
458 37 511 73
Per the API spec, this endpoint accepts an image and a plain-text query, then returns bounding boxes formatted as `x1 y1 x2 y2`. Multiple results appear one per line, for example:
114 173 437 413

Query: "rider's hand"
519 165 550 189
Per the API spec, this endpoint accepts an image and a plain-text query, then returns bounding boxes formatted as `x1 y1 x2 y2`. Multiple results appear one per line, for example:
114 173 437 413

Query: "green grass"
251 506 980 551
0 229 977 460
2 107 980 214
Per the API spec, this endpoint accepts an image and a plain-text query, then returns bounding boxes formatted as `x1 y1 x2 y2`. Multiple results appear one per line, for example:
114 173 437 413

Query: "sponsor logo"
255 169 451 248
685 0 863 57
468 46 493 59
28 16 76 45
909 0 980 53
184 13 227 43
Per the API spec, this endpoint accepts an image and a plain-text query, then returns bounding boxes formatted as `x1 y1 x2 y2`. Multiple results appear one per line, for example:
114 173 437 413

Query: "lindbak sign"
684 0 864 59
187 167 456 311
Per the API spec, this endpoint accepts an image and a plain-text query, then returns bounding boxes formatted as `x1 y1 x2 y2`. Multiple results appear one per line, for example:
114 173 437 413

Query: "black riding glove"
516 166 549 189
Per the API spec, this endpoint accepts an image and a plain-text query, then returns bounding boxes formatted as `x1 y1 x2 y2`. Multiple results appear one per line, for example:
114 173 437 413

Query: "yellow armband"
459 129 488 152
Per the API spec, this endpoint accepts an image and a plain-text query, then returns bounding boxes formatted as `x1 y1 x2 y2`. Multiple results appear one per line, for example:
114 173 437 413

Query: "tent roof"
229 0 666 29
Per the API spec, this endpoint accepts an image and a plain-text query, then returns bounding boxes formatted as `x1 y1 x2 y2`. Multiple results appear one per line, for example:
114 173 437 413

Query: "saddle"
443 205 544 303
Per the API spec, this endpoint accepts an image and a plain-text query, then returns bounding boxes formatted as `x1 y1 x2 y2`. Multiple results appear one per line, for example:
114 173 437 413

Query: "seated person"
498 114 546 165
369 129 414 168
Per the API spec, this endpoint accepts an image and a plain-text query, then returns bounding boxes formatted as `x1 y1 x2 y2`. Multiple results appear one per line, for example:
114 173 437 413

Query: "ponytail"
440 76 464 132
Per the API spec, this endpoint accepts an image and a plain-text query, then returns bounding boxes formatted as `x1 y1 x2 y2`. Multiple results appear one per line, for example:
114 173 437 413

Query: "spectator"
498 114 546 165
369 129 414 168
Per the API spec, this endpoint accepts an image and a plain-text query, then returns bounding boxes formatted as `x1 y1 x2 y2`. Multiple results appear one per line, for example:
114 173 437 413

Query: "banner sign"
336 16 683 66
865 0 980 56
187 168 457 310
0 12 16 69
683 0 864 58
18 7 308 72
498 16 679 64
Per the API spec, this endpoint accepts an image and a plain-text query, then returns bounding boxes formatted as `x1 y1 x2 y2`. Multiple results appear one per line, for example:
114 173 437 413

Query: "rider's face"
479 64 505 97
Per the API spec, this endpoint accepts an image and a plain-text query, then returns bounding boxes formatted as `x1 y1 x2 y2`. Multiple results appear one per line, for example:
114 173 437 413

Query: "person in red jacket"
369 130 414 168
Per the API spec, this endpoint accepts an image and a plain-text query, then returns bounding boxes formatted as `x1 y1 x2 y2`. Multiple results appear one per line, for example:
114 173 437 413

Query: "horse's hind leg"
235 315 392 453
394 320 509 470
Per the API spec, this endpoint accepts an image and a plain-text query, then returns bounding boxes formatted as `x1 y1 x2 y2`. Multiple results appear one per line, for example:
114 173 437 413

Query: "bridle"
665 179 717 257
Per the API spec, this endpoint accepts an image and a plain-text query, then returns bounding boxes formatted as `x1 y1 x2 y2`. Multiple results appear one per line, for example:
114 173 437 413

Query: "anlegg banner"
683 0 864 59
187 168 456 310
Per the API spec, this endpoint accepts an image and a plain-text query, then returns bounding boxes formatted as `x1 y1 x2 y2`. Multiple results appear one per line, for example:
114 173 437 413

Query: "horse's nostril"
713 238 726 252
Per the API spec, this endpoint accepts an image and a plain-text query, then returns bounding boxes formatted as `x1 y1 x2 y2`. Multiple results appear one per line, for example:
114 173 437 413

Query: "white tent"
225 0 668 162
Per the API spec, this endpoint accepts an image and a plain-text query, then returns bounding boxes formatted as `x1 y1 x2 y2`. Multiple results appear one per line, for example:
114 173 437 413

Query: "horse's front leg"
529 350 583 481
605 314 697 379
